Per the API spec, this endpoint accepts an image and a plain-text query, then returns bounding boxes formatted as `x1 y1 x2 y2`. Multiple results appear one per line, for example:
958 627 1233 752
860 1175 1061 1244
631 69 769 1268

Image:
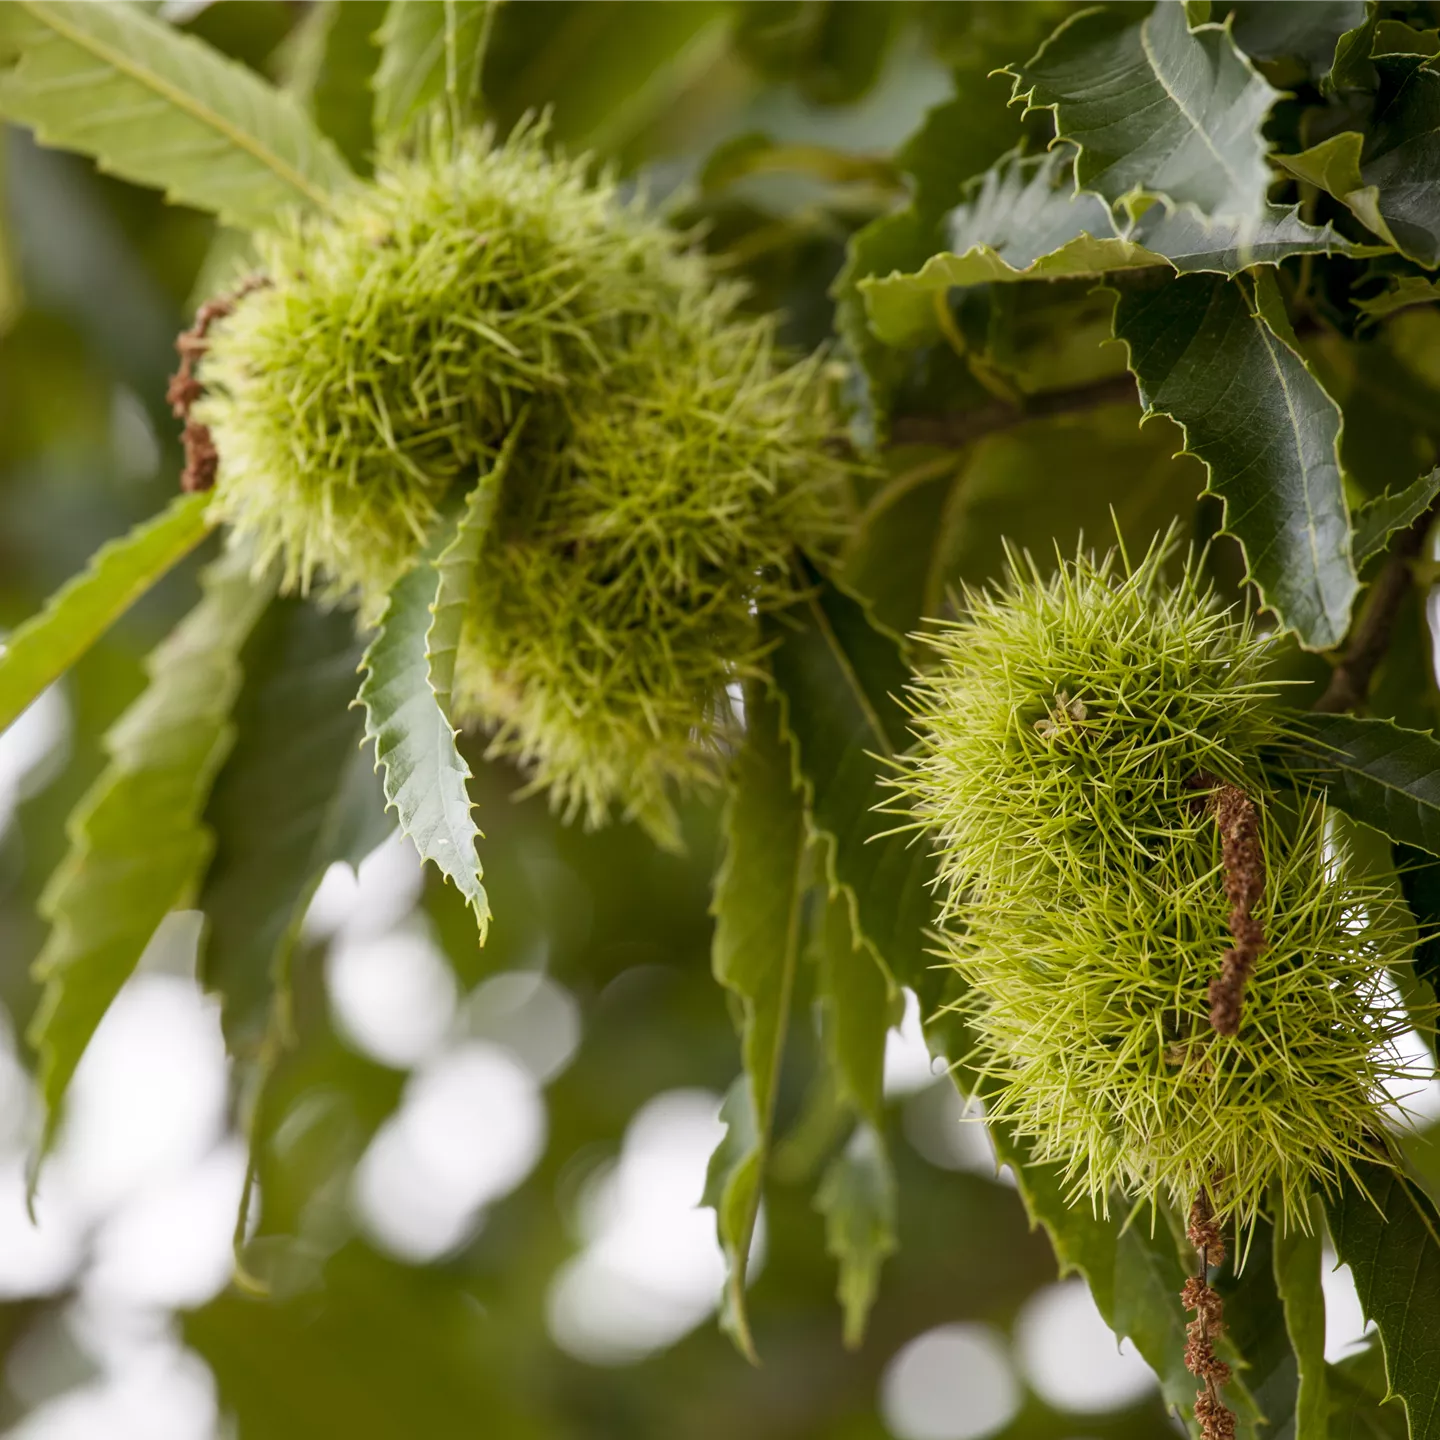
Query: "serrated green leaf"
28 545 276 1156
198 598 386 1060
0 0 352 231
1227 1 1367 78
1328 4 1380 92
766 558 936 992
1110 270 1358 650
1326 1159 1440 1440
861 150 1363 348
0 492 214 739
814 1121 896 1350
815 888 898 1128
282 0 385 174
1289 713 1440 856
1212 1217 1301 1439
1356 273 1440 320
1274 132 1399 252
704 684 807 1362
373 0 493 141
1353 467 1440 566
1360 55 1440 267
356 502 492 940
1273 1200 1328 1440
1011 3 1279 222
1328 1338 1412 1439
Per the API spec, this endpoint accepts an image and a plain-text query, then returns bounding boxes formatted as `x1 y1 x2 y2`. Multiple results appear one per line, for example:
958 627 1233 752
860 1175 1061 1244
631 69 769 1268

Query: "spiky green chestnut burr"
194 127 840 840
896 539 1424 1230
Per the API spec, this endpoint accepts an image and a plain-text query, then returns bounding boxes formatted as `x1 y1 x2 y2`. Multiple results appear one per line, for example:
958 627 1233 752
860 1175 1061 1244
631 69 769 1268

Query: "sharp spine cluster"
896 535 1425 1231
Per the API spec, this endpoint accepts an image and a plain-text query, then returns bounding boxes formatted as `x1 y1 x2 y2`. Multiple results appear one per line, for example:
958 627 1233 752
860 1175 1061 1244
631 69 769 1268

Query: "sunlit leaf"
29 545 276 1157
1009 3 1279 222
0 492 214 739
0 0 352 230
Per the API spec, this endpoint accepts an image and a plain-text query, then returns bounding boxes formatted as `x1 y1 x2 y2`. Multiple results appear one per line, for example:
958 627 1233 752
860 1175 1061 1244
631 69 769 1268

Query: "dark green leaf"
1353 467 1440 567
814 1121 896 1349
1361 55 1440 267
29 546 276 1155
1326 1159 1440 1440
1397 840 1440 994
1227 1 1367 77
766 559 936 991
704 685 807 1362
1110 270 1358 650
732 1 900 107
1010 4 1279 221
0 492 214 738
1290 713 1440 856
373 0 493 141
1273 1208 1328 1440
0 0 352 230
198 598 384 1060
1355 273 1440 320
1328 1338 1411 1439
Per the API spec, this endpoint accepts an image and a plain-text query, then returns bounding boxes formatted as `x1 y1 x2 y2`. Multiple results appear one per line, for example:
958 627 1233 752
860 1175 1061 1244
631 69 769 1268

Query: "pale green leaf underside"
1111 270 1358 651
357 506 490 938
373 0 492 141
0 0 351 231
815 1122 896 1351
704 685 806 1363
0 491 214 739
29 545 275 1157
1011 2 1279 222
861 150 1366 348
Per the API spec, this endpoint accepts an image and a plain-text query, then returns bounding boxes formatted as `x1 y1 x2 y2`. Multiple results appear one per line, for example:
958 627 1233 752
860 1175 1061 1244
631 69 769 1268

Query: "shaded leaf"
356 502 490 940
0 492 214 739
0 0 352 231
1110 270 1357 650
732 1 900 107
814 1121 896 1349
199 598 385 1059
1328 1338 1411 1439
373 0 493 141
1353 467 1440 567
1325 1159 1440 1440
1289 713 1440 856
1227 0 1367 78
814 887 898 1128
704 685 807 1362
282 0 385 173
1272 1206 1328 1440
862 150 1363 348
1010 3 1279 221
766 558 936 991
1397 840 1440 995
1360 55 1440 267
29 546 276 1154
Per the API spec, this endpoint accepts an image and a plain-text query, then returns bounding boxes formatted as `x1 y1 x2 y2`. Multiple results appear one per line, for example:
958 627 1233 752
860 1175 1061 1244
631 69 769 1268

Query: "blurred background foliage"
0 2 1432 1437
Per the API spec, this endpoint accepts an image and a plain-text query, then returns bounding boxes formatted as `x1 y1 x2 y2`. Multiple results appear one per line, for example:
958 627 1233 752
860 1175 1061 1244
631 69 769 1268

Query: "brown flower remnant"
1183 1188 1235 1440
1205 781 1264 1037
166 276 270 493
